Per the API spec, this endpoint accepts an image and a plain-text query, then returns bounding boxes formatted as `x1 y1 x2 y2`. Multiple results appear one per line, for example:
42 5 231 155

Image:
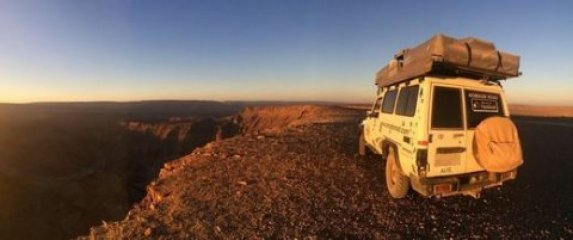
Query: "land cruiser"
359 34 523 198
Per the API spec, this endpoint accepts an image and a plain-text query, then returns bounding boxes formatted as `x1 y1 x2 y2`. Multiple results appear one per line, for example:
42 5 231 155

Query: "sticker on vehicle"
468 92 500 113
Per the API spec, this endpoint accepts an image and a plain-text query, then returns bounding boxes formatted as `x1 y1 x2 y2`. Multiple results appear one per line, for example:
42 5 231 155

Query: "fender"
381 139 405 174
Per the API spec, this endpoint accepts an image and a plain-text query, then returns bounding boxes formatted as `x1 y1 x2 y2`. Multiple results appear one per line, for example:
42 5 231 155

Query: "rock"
144 227 152 236
147 186 163 203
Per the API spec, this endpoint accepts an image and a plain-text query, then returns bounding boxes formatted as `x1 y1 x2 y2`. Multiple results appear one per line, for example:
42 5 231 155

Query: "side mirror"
367 111 379 118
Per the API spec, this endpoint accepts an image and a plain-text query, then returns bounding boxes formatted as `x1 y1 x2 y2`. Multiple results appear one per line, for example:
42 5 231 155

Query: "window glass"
395 88 409 115
432 86 463 129
381 90 398 113
395 85 419 117
465 90 505 128
405 86 419 116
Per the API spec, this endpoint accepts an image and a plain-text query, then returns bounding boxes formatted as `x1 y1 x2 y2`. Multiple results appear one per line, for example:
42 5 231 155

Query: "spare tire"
474 116 523 172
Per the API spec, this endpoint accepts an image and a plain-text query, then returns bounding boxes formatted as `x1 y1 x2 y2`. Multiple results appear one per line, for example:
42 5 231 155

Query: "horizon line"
1 99 572 107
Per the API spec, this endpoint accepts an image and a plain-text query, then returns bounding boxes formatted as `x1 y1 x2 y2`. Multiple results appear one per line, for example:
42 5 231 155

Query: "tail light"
416 149 428 175
433 183 453 194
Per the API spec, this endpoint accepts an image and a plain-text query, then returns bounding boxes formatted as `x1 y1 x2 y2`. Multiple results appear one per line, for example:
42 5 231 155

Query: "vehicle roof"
426 76 505 93
379 76 504 91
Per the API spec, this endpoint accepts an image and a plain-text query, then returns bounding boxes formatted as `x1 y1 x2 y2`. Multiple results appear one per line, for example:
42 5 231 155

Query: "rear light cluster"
416 149 428 176
433 183 453 194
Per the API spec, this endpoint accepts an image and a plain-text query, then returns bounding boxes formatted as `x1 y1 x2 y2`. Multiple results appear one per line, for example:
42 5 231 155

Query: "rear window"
395 85 419 116
432 86 463 129
381 89 398 113
465 90 505 128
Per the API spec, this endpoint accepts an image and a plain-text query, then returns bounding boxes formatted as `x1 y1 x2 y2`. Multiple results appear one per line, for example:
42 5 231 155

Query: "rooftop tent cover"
375 34 521 87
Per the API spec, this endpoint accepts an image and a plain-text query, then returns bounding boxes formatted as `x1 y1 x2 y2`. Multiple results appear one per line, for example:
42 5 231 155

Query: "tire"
385 147 410 198
358 131 367 156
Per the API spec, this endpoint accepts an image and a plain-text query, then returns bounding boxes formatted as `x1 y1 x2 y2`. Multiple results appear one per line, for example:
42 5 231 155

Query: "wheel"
358 131 367 156
385 147 410 198
474 116 523 172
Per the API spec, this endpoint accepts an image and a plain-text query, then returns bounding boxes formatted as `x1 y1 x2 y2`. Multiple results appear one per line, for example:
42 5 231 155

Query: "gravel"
85 118 573 239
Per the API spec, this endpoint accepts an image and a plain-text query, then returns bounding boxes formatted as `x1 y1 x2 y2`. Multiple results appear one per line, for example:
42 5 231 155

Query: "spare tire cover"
474 116 523 172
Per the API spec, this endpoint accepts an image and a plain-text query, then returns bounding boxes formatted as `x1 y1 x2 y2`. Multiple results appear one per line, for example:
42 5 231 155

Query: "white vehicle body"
361 76 518 198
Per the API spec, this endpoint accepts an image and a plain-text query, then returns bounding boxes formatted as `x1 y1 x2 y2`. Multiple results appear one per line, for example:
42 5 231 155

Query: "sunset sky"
1 0 572 105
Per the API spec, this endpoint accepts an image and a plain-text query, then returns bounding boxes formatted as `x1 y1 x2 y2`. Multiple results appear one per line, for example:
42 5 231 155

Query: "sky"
0 0 572 105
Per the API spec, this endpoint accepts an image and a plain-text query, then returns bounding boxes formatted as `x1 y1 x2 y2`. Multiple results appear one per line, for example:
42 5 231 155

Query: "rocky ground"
85 106 573 239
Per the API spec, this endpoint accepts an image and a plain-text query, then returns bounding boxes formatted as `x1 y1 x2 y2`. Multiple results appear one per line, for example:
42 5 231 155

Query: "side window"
381 89 398 113
465 90 505 128
432 86 463 129
395 85 419 117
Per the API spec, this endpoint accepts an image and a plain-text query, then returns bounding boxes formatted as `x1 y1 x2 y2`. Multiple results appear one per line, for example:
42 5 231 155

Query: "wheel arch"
381 140 396 157
381 140 405 173
381 140 391 158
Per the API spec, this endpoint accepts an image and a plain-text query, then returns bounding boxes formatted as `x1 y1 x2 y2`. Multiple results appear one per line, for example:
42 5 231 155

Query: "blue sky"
0 0 572 105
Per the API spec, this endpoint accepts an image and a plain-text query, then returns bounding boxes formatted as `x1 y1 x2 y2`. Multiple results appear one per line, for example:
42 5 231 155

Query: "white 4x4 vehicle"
359 34 524 198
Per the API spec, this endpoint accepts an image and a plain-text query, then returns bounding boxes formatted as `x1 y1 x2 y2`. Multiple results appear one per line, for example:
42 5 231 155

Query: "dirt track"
86 113 573 239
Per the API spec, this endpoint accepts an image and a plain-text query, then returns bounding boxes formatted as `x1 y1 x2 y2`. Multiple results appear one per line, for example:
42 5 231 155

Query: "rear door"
463 89 506 173
427 86 467 177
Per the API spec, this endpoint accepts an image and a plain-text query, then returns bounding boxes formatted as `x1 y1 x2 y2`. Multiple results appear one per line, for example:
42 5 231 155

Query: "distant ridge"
509 104 573 117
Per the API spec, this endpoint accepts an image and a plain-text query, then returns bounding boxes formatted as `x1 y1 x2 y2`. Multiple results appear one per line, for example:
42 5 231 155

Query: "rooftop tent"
375 34 521 87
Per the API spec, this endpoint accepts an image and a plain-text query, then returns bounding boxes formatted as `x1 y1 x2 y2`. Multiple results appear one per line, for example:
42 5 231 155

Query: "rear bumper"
410 169 517 198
